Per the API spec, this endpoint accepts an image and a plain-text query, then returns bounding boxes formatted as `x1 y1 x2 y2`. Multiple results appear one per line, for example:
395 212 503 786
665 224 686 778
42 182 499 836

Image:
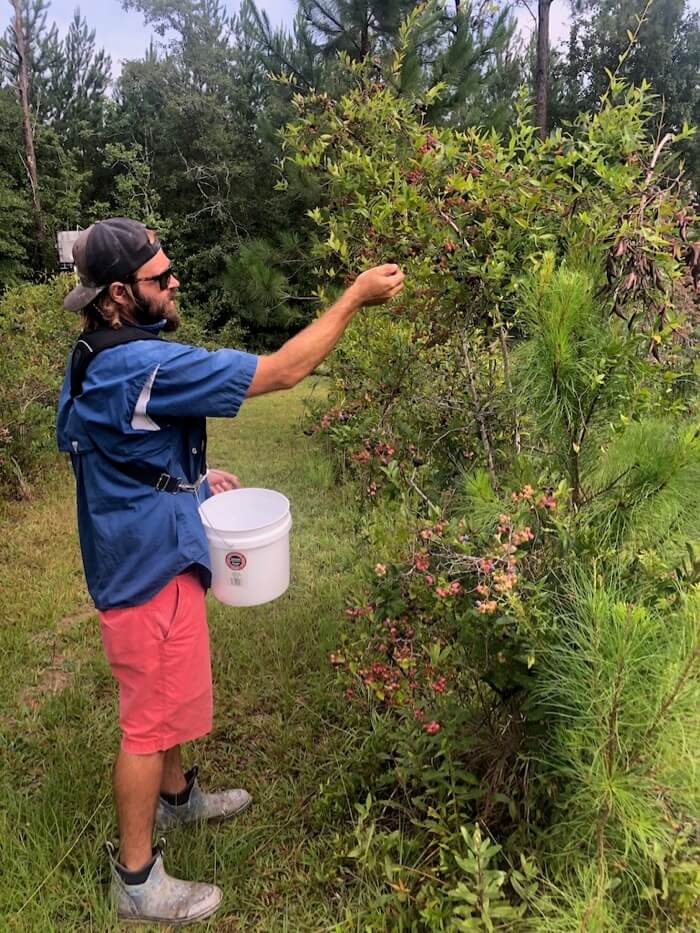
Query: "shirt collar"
137 320 168 334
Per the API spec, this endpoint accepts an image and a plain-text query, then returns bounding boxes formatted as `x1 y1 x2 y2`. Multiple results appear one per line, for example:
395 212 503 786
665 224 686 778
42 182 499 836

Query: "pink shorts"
99 569 213 755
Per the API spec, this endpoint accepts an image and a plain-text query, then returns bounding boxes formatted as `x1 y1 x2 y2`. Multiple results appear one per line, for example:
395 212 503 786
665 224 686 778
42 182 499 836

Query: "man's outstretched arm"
245 264 404 398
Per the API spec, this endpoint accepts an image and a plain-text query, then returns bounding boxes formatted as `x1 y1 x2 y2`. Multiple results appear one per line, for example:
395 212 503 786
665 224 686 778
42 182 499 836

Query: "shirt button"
192 447 198 454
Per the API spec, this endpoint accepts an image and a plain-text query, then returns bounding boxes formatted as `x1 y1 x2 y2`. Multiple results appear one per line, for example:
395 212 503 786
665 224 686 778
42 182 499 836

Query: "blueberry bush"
282 13 700 929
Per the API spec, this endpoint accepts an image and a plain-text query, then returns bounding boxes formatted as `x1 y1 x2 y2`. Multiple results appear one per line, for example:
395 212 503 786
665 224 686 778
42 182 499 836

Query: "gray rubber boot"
155 767 252 832
107 840 222 925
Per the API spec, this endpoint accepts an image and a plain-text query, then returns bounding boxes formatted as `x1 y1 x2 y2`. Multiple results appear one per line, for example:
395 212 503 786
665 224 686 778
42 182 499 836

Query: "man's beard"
132 284 181 332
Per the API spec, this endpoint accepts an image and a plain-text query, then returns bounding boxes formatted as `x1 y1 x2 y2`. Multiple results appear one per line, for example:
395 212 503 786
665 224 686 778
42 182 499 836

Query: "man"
56 217 404 925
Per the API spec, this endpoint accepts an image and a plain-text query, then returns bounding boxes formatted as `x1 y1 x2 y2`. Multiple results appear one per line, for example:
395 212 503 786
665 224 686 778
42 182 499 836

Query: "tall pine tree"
1 1 110 137
247 0 521 128
114 0 306 332
556 0 700 187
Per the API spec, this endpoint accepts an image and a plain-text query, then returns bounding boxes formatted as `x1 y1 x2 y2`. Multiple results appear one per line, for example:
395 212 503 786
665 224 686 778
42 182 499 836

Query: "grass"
0 379 370 931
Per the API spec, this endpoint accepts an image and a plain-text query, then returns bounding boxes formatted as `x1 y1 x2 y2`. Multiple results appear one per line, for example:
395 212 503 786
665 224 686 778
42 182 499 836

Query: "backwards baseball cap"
63 218 162 311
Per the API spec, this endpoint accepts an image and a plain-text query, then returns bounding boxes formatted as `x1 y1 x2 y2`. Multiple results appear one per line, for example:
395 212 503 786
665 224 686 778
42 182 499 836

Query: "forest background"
2 0 700 348
1 0 699 929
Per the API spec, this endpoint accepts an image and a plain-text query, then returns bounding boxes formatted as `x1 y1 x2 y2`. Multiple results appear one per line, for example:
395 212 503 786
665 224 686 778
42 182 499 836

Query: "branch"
401 465 440 513
437 206 470 248
461 336 497 486
642 644 699 749
498 325 520 454
517 0 537 25
580 467 633 507
600 0 655 107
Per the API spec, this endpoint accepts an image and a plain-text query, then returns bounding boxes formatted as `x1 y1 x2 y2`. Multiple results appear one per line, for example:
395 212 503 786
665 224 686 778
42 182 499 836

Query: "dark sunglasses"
130 266 175 291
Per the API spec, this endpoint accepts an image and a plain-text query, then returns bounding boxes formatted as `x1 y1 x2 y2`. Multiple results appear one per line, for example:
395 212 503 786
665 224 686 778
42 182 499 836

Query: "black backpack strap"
70 325 162 399
69 325 206 494
92 445 205 494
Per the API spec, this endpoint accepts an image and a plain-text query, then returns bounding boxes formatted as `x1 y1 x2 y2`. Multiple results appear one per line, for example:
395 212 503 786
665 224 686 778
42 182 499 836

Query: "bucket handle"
196 480 235 551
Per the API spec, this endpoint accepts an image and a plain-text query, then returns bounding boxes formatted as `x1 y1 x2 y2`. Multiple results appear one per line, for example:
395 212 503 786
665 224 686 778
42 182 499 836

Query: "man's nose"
170 273 180 288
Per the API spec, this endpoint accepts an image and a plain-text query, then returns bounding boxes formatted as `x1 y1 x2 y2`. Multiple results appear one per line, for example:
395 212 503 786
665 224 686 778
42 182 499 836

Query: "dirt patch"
57 605 96 631
17 603 95 711
21 646 79 711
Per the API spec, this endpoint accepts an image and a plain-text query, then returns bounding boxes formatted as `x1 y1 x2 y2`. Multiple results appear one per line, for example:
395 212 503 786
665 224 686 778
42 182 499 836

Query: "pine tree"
298 0 415 60
1 2 111 190
6 0 45 255
556 0 700 187
113 0 307 332
42 11 112 152
246 0 520 128
0 87 32 286
0 0 60 112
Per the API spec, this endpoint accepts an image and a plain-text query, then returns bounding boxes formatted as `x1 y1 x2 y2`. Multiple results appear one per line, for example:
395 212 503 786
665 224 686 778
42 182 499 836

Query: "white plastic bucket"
199 488 292 607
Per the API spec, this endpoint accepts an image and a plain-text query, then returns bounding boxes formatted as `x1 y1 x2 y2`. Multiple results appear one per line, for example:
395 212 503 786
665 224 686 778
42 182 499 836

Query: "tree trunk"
12 0 45 248
360 13 369 59
535 0 551 140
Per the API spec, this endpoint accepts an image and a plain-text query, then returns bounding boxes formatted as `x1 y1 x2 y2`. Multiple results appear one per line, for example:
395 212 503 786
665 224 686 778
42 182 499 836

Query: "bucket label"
225 551 247 571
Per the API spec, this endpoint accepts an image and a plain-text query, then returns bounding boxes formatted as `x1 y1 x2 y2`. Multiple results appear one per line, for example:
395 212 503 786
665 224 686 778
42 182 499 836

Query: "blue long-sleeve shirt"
57 321 257 610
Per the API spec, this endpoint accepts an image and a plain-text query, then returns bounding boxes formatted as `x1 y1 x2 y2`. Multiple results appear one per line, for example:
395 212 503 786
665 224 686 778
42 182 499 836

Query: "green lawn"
0 380 367 931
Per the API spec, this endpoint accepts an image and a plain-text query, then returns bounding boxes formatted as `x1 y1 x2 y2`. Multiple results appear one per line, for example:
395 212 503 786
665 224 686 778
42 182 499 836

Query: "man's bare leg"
110 744 223 924
161 745 188 796
113 748 164 870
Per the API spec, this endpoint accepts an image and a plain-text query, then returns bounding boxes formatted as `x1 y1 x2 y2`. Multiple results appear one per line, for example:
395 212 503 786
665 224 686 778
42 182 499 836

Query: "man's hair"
79 227 158 331
81 284 140 332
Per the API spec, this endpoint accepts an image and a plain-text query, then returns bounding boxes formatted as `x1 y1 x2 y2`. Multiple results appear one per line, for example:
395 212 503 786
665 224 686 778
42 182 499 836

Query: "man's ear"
108 281 130 307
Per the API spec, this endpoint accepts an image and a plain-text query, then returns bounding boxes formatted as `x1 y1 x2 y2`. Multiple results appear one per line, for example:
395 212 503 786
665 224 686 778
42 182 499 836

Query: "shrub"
0 276 79 497
282 21 700 928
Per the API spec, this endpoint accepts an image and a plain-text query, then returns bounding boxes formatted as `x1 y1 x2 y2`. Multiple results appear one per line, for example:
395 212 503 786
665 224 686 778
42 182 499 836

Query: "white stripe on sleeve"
131 365 161 431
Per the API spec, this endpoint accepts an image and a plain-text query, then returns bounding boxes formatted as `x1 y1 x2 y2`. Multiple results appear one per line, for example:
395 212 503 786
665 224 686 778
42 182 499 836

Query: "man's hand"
244 263 406 399
347 264 405 307
207 469 242 495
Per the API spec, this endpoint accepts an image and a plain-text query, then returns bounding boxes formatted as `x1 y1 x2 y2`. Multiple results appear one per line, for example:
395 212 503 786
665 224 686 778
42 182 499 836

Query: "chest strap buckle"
176 474 206 494
155 472 206 494
156 473 181 493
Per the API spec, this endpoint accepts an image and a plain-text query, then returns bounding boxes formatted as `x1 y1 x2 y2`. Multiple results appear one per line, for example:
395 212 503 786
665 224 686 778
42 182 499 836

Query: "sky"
46 1 298 75
40 1 576 78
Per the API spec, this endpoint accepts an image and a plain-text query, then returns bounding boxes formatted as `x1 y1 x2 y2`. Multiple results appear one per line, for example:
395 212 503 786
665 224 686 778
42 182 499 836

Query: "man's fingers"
368 264 403 279
351 264 406 306
208 468 243 495
374 272 404 294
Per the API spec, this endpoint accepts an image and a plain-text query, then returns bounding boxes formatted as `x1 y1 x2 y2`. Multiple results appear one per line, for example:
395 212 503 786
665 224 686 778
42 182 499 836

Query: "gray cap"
64 218 162 311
